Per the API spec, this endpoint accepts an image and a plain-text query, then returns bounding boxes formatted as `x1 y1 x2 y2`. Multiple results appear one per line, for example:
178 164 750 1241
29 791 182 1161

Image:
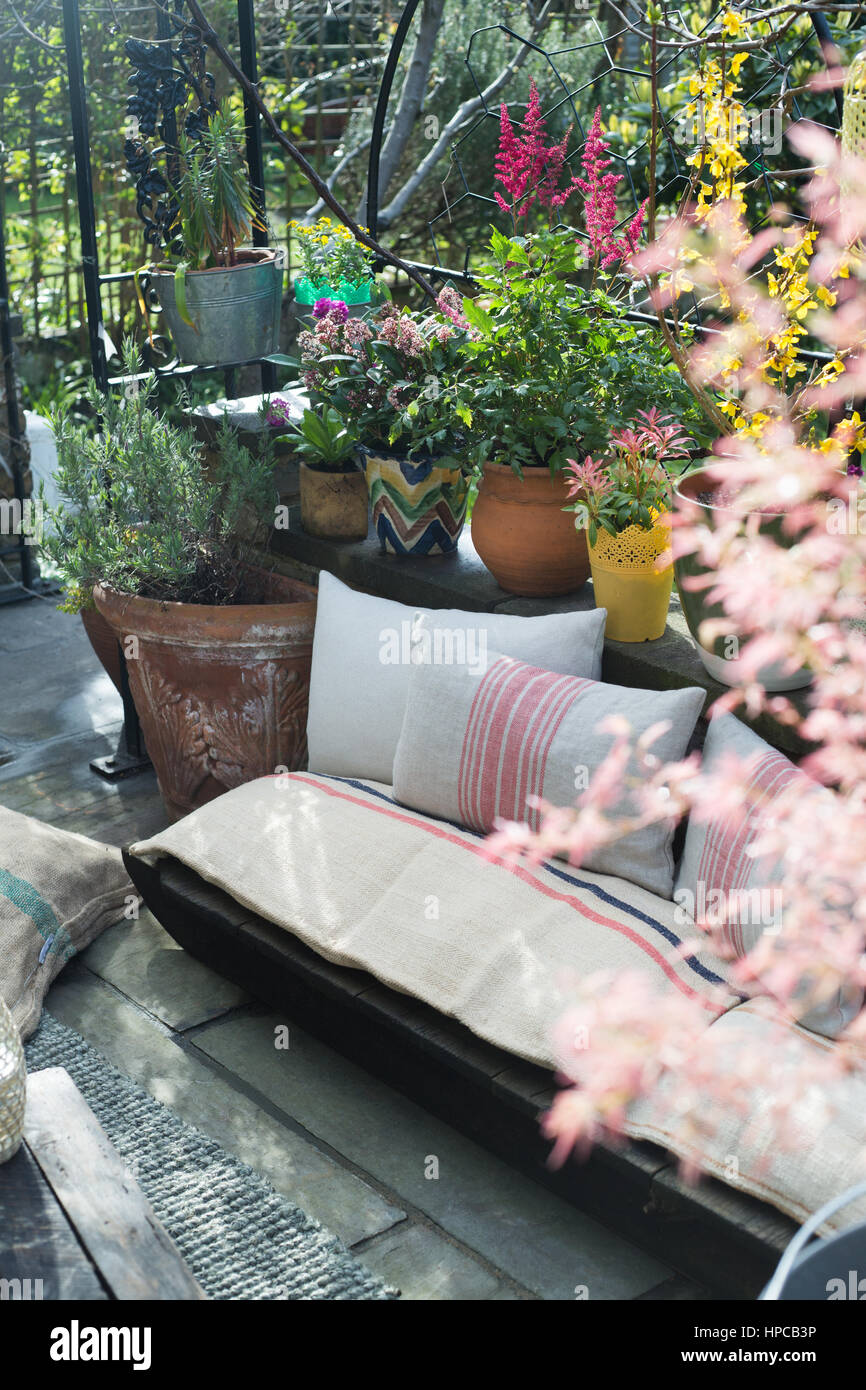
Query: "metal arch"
364 0 845 288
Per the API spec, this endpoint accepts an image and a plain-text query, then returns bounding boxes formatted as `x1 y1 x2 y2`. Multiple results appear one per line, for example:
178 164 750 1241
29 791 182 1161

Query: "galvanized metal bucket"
149 248 285 367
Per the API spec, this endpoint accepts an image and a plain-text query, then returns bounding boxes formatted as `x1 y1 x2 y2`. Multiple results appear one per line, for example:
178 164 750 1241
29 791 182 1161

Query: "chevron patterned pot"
359 446 468 556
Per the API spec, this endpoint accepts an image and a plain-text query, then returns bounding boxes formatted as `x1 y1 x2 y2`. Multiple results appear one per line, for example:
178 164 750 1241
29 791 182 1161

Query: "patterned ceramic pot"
0 996 25 1164
359 446 468 556
94 567 317 822
588 517 673 642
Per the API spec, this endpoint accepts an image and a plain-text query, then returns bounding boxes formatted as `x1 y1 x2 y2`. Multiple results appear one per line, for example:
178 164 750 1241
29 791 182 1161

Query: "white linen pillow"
306 570 607 782
392 651 705 898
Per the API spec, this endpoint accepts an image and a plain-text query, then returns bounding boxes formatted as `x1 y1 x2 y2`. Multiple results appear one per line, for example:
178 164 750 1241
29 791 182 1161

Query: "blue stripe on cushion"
327 775 728 991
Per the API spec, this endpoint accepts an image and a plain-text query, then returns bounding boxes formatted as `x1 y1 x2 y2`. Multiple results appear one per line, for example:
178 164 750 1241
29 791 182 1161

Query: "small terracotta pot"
80 605 123 693
94 567 317 821
300 462 369 540
470 462 590 597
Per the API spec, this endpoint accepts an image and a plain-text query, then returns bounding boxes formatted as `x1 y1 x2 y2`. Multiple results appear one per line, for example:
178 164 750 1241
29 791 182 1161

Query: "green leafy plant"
564 409 692 545
167 102 262 271
275 405 358 471
288 216 375 290
292 294 473 464
40 341 278 610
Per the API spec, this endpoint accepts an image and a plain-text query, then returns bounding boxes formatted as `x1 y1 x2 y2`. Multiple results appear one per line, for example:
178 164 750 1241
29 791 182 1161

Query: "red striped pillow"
393 652 705 899
674 715 862 1037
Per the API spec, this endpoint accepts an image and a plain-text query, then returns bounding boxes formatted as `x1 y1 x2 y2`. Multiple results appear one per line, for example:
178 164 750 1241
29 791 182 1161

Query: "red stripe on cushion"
457 659 589 834
293 772 725 1011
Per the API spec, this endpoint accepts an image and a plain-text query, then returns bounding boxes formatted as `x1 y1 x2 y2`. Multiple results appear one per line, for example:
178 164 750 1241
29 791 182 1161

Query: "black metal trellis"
0 193 40 604
364 1 845 292
61 0 282 780
63 0 277 396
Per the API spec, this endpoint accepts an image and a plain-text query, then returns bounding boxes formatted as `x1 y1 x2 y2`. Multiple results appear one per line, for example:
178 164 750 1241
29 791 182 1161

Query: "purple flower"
313 297 349 322
266 396 292 427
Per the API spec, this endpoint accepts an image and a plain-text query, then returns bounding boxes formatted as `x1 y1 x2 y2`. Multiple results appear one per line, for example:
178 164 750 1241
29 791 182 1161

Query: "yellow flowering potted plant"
290 215 376 308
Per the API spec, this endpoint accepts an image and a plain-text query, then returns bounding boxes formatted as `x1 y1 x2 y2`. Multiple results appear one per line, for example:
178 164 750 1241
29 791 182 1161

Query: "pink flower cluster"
265 396 293 427
576 107 647 269
494 79 581 225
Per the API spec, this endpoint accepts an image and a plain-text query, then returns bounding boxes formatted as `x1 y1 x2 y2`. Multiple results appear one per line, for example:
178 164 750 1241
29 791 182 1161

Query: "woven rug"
25 1014 396 1301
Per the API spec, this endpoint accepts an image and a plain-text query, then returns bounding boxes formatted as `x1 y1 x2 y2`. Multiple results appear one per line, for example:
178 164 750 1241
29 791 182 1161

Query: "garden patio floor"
2 595 711 1301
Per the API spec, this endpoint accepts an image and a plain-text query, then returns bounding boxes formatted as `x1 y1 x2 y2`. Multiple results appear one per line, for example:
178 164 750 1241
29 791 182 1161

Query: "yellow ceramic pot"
588 516 673 642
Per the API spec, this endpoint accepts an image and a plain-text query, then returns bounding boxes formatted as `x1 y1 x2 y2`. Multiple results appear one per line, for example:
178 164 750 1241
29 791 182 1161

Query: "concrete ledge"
262 513 812 759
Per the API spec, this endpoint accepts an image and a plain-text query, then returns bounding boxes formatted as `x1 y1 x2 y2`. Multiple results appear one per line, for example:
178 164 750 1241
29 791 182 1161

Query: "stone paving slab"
82 910 250 1032
192 1006 672 1301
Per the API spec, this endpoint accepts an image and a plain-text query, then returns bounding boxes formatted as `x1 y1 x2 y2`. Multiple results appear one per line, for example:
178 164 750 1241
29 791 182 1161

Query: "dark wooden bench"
123 848 797 1299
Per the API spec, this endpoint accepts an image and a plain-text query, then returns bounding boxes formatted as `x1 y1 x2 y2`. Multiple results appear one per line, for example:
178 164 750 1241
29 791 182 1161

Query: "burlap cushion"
0 808 135 1038
392 654 705 897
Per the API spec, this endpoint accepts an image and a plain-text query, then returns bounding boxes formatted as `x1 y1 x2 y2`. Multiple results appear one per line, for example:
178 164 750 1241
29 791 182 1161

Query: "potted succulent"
142 103 284 367
269 398 368 541
40 344 316 821
294 294 472 555
565 410 692 642
289 215 375 308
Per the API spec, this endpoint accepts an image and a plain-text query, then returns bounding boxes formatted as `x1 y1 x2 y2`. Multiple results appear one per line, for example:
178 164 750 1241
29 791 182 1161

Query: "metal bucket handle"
761 1177 866 1300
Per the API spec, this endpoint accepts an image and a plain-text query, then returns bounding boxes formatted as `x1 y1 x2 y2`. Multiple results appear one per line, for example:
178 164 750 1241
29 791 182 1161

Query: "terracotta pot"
470 463 590 597
300 462 369 540
93 567 317 821
674 469 812 691
80 605 123 693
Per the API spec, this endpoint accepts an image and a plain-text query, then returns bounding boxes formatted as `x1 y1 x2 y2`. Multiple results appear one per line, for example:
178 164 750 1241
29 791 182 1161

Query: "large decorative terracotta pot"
300 462 369 540
674 469 812 691
80 605 123 692
94 567 317 821
359 446 468 555
471 462 590 597
588 517 673 642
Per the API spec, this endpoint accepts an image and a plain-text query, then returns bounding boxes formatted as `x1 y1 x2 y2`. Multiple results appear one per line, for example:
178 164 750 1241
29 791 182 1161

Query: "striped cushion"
674 715 862 1037
393 654 706 898
130 773 736 1067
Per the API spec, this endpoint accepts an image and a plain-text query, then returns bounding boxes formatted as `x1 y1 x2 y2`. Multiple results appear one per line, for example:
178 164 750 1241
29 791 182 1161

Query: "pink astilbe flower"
494 79 581 228
576 107 647 269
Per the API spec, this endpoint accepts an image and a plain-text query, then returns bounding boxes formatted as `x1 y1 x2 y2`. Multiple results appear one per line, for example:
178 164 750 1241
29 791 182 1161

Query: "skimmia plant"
484 122 866 1176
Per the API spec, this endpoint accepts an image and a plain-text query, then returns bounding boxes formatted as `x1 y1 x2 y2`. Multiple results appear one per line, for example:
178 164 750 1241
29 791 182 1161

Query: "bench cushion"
130 772 735 1066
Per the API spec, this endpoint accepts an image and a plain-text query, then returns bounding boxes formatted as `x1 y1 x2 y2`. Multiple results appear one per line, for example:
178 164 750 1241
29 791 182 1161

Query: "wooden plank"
0 1143 108 1301
25 1068 205 1301
650 1163 795 1255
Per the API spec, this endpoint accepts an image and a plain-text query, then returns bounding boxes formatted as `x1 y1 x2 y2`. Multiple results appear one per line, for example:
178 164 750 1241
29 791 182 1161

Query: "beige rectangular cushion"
130 773 866 1231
